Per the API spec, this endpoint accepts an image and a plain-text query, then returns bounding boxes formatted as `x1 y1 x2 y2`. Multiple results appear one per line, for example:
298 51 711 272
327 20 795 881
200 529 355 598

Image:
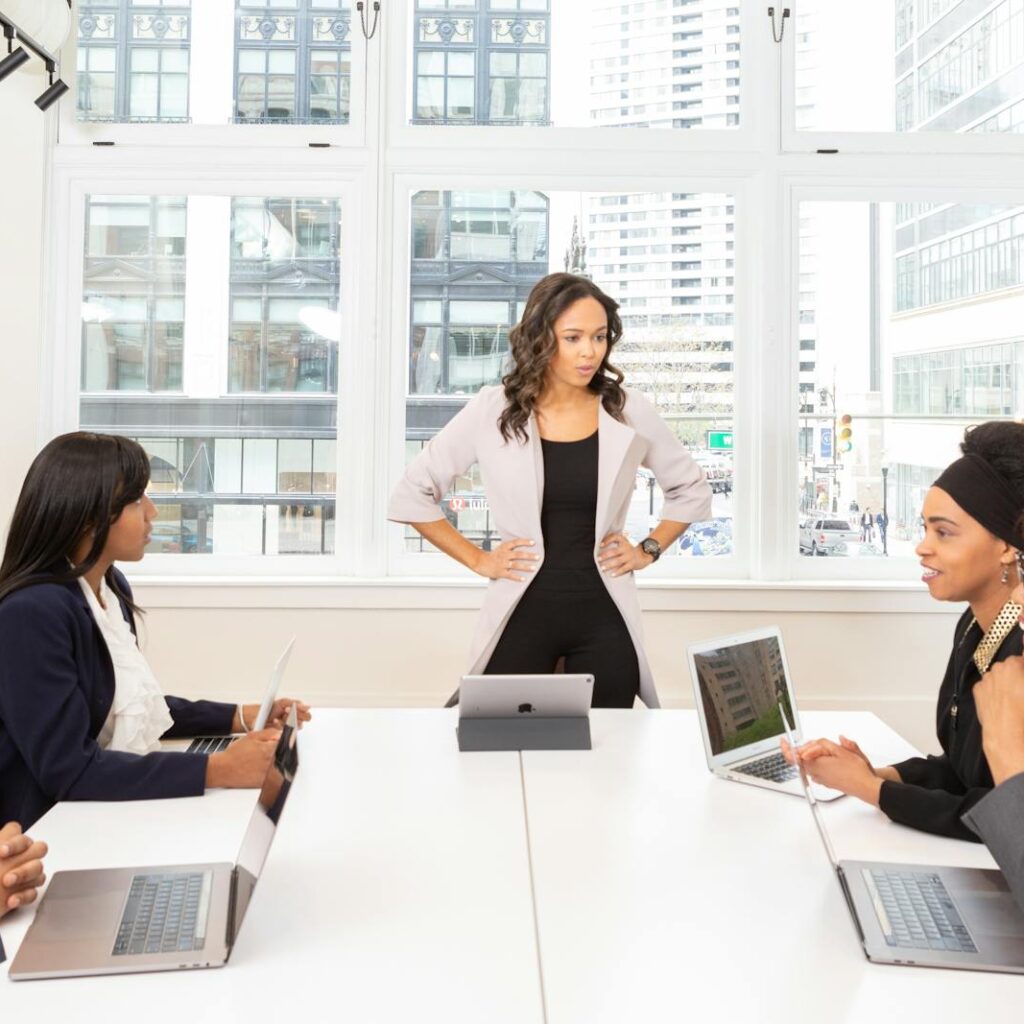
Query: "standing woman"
0 433 311 829
388 273 712 708
787 422 1024 841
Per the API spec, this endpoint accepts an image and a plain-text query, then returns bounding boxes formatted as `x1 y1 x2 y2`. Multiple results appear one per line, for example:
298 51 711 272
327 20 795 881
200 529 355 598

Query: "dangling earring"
1002 564 1011 585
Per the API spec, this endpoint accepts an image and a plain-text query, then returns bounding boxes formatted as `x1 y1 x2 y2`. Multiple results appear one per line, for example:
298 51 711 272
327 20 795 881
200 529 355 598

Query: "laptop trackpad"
32 872 125 942
959 894 1024 939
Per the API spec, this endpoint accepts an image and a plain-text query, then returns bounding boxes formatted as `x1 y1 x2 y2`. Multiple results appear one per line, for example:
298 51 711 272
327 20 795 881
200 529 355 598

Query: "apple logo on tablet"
517 703 534 714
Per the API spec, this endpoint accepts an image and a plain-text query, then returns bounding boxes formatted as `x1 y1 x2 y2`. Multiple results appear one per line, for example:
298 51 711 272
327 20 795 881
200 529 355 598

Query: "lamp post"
818 375 839 513
881 463 889 557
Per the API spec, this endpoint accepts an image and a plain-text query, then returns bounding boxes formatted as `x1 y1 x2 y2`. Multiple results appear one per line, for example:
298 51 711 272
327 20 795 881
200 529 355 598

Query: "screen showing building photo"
693 637 795 756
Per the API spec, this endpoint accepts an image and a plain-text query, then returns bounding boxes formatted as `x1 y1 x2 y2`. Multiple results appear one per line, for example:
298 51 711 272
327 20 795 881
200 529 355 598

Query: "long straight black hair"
0 432 151 610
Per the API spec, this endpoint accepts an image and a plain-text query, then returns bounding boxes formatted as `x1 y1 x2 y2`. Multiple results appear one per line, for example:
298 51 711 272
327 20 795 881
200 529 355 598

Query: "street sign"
820 427 833 460
707 430 733 451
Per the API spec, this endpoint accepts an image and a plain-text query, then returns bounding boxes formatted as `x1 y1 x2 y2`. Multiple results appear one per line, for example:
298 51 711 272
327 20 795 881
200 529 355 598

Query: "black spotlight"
0 46 29 82
35 76 69 111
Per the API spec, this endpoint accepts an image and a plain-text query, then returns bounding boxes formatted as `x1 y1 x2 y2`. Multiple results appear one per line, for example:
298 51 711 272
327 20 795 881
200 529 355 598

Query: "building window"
77 1 191 123
235 1 352 124
82 197 187 392
412 0 552 125
228 198 342 393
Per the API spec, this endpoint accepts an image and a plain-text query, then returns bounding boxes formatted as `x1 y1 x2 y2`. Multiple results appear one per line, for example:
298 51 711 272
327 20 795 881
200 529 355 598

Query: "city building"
80 194 341 555
882 0 1024 530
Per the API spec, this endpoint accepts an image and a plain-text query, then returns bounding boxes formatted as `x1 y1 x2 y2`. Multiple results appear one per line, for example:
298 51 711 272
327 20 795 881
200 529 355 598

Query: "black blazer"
0 567 235 828
879 607 1023 842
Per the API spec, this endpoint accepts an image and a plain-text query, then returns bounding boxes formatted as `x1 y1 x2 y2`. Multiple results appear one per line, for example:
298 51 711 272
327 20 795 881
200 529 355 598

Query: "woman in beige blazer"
388 273 712 708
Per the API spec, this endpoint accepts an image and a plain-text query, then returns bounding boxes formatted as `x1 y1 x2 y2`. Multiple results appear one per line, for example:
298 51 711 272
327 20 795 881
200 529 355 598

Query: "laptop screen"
229 707 300 944
692 634 796 758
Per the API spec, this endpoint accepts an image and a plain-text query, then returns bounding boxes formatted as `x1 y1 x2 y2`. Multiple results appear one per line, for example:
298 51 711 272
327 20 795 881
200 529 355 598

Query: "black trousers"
484 568 640 708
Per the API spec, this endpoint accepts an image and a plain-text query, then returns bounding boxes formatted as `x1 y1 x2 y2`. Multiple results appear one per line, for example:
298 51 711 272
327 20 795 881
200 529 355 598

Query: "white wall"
0 72 47 535
130 581 959 755
0 72 960 760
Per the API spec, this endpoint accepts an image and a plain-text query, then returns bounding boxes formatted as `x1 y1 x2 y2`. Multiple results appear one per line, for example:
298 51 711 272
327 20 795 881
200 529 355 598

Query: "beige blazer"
387 385 713 707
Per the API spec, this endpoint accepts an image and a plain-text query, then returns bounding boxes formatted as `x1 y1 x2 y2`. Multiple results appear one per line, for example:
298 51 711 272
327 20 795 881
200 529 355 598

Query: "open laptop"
9 707 299 980
459 673 594 719
782 710 1024 973
687 626 841 800
184 636 296 754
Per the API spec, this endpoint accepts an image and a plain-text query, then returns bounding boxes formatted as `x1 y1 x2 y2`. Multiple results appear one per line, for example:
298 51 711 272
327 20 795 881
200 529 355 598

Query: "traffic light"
838 414 853 453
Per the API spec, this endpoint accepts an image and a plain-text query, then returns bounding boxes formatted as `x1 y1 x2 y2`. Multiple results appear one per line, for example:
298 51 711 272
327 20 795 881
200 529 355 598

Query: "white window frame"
777 175 1024 582
387 0 776 157
383 169 758 579
44 153 377 577
60 1 370 149
37 2 1024 593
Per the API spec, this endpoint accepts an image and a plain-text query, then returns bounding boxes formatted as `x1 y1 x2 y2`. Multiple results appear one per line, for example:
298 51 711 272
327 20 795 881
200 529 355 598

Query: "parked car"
798 517 859 556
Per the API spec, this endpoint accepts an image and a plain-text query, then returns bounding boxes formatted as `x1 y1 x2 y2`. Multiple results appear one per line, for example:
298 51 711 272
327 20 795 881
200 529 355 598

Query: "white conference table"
0 710 544 1023
0 708 1020 1023
523 709 1020 1024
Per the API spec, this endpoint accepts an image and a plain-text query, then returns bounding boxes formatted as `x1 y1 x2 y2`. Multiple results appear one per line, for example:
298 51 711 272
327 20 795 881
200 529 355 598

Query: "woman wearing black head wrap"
785 422 1024 842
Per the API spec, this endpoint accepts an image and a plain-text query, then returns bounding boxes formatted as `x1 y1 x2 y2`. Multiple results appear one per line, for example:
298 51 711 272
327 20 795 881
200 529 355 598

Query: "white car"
799 517 859 556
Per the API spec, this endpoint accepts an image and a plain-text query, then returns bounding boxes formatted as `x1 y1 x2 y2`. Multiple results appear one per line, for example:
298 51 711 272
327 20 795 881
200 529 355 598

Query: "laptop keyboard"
186 736 234 754
733 750 798 784
864 870 978 954
112 871 212 956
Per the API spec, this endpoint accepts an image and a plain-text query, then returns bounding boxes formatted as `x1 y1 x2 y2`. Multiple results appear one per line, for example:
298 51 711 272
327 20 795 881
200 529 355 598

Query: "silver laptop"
783 712 1024 973
687 626 841 800
9 707 300 981
184 636 296 754
459 673 594 719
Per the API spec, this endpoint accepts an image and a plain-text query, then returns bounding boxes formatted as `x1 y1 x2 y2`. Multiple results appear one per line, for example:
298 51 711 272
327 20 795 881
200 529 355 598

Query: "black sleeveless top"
539 431 599 572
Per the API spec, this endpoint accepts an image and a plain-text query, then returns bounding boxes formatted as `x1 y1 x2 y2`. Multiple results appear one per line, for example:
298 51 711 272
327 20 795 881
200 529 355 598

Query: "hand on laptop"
780 736 887 806
235 700 312 733
0 822 48 918
975 655 1024 786
205 729 281 790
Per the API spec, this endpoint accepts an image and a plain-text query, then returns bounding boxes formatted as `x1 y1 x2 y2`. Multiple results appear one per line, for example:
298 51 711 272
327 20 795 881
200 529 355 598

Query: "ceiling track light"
35 68 68 111
0 44 28 82
0 2 72 110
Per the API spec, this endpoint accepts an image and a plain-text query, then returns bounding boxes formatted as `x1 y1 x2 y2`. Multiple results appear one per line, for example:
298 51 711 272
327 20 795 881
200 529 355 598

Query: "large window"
78 194 342 558
75 0 352 125
409 0 742 129
796 199 1024 562
794 0 1024 136
44 0 1024 585
403 188 737 561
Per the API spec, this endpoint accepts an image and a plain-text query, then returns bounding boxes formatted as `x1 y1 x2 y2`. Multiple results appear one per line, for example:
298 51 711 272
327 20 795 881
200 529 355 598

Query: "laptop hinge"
225 866 240 957
836 866 866 944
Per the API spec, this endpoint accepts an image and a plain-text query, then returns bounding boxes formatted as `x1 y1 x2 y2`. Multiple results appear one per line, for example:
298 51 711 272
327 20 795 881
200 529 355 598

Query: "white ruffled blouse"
79 576 173 754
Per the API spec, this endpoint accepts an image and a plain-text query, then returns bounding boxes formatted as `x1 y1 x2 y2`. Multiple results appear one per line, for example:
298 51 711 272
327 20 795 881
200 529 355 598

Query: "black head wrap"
932 454 1024 547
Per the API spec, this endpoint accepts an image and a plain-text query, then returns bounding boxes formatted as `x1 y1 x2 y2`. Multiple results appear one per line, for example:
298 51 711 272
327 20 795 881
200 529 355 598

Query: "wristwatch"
639 537 662 563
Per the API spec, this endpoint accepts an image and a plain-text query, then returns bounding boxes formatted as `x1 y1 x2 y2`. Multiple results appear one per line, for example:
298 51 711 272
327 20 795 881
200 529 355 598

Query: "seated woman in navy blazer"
0 432 311 829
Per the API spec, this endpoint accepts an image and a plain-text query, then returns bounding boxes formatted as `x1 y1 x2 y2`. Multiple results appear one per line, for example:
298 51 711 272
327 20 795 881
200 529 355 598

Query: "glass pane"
796 0 1024 134
76 2 352 126
404 188 736 558
409 1 741 129
795 198 1024 561
81 193 340 558
78 1 191 124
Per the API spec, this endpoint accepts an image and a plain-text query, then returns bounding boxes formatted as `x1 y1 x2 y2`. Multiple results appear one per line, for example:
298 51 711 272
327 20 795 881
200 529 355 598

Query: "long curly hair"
499 273 626 443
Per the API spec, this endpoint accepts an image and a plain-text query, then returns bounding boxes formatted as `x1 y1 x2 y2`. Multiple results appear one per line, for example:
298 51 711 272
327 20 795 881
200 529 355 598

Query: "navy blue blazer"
0 567 235 828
